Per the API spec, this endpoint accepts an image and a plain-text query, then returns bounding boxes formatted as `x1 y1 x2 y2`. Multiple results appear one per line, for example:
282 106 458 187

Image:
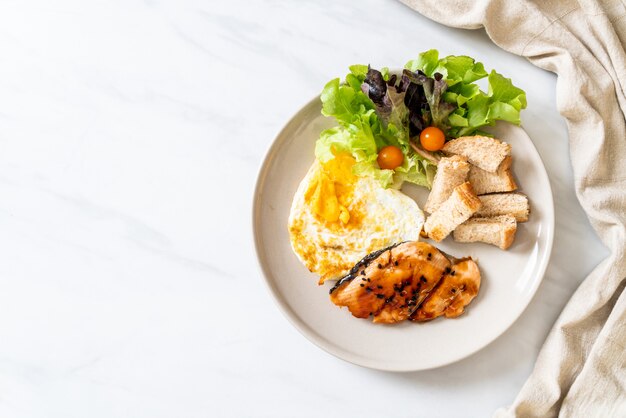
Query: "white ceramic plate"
253 96 554 372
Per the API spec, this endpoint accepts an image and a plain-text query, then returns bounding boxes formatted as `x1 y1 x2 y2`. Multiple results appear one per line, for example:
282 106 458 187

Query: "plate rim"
252 94 555 372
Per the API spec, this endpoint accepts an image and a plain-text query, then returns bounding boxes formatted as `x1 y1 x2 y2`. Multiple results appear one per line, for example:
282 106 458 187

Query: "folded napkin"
399 0 626 416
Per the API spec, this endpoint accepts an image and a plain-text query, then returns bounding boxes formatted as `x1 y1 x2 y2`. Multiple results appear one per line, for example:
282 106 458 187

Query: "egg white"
288 160 424 283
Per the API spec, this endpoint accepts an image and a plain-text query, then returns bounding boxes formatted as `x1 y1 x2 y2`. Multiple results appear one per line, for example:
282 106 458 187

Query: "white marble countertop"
0 0 609 417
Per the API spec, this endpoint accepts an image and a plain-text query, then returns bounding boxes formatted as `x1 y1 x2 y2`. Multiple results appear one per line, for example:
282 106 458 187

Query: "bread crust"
442 136 511 172
452 215 517 250
500 221 517 250
424 155 470 214
468 156 517 195
474 192 530 222
424 182 481 242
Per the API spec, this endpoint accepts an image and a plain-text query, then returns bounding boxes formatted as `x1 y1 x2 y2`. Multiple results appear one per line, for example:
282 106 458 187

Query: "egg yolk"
306 153 356 224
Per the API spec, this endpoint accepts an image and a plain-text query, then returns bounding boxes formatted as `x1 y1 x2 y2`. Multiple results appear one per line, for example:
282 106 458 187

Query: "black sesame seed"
360 270 366 275
361 278 367 282
377 285 383 289
385 296 394 303
451 288 457 293
367 278 371 282
445 267 451 274
376 294 384 299
420 275 427 283
377 263 383 269
394 261 399 266
360 284 365 287
450 270 456 276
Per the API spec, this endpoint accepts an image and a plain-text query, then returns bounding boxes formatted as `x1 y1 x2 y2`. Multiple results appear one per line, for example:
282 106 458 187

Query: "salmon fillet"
329 242 451 324
410 258 481 321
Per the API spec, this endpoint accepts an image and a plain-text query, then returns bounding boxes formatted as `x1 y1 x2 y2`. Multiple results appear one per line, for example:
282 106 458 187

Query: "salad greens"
315 49 526 189
406 50 527 137
316 65 435 188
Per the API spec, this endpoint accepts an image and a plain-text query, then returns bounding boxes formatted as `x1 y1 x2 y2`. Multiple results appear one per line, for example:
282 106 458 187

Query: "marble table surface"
0 0 609 417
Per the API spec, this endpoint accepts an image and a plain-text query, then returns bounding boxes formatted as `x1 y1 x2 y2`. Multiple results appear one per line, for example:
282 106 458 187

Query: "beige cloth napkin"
399 0 626 416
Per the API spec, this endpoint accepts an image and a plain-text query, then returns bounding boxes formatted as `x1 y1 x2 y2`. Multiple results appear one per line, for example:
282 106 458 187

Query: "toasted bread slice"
475 193 530 222
453 215 517 250
442 136 511 173
424 155 470 213
424 182 482 242
468 156 517 195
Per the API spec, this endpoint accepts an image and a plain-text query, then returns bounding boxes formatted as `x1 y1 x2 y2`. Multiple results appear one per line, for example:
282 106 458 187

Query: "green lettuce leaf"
316 51 526 189
405 49 440 76
405 50 526 137
317 66 435 189
393 153 436 189
486 70 527 124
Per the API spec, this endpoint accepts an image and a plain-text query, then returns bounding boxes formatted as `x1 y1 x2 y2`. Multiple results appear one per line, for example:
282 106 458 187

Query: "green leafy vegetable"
403 70 456 133
316 66 435 189
405 50 527 137
315 50 526 189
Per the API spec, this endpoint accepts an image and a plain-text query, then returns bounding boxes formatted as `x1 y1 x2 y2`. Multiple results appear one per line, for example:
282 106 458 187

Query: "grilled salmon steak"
410 258 481 321
329 241 481 324
329 241 452 323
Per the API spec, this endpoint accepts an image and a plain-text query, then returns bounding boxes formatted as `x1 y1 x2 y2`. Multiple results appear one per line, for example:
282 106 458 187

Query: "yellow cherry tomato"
419 126 446 151
377 145 404 170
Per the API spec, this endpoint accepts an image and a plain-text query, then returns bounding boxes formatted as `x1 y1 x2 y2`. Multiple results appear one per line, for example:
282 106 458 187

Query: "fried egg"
288 154 424 283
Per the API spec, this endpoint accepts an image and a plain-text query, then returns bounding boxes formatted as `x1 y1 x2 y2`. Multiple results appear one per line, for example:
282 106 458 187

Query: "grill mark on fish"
330 241 455 323
329 242 405 294
410 258 481 322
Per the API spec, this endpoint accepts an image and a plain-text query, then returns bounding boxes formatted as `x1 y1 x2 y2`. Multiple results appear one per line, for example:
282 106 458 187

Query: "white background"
0 0 608 417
